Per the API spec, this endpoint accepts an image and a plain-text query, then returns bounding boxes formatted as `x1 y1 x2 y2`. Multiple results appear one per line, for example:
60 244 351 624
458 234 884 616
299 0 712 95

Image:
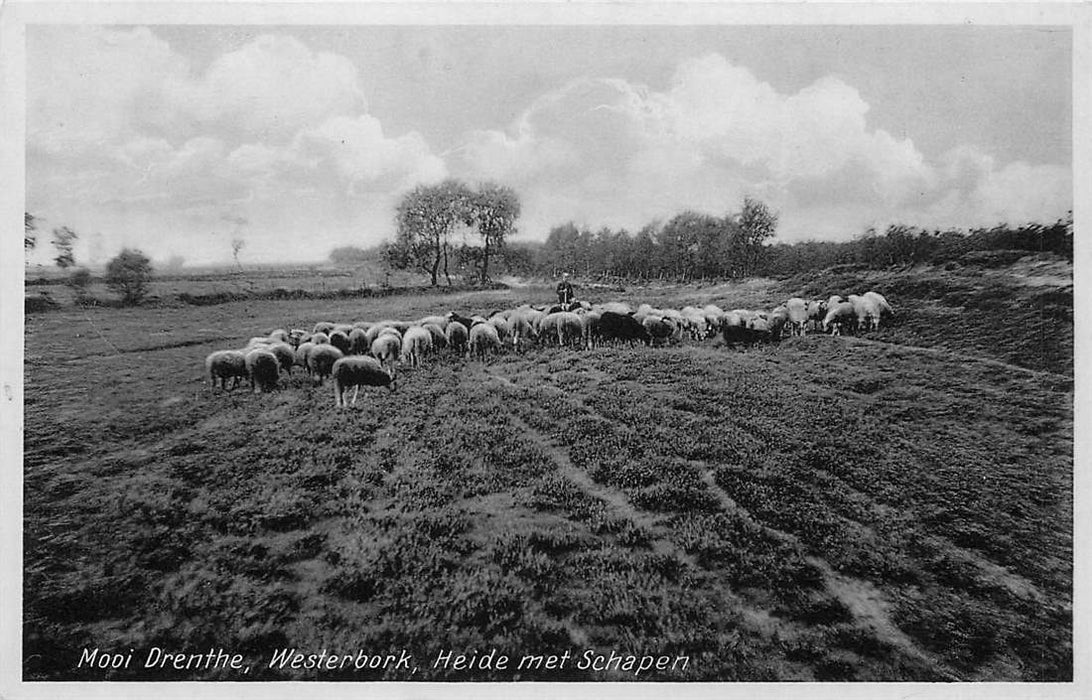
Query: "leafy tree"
631 223 659 278
25 212 38 252
735 196 778 276
542 222 581 275
468 183 520 284
105 249 153 305
51 226 78 269
389 179 475 286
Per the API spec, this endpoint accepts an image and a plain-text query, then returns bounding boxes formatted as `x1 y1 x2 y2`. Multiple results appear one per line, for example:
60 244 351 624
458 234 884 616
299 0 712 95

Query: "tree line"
382 178 1071 284
499 215 1072 282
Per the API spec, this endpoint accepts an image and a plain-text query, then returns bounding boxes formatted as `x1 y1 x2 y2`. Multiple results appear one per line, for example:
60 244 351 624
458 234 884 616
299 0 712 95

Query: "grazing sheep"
206 350 248 390
785 298 809 336
267 329 290 344
768 306 791 339
731 309 757 325
446 311 478 332
311 331 330 345
581 310 602 349
307 344 344 384
848 294 883 332
332 323 354 335
365 322 400 348
681 308 708 340
599 311 651 346
267 342 296 375
294 342 315 372
633 303 656 324
422 323 448 350
864 291 894 326
332 356 395 407
823 301 858 336
806 300 828 332
748 316 771 333
643 316 676 347
288 329 308 348
328 330 352 354
558 312 584 348
469 322 502 360
417 315 448 329
507 313 539 352
348 327 370 355
371 333 402 377
537 312 564 346
246 336 274 348
720 311 744 333
400 326 433 369
488 315 510 344
313 321 335 335
445 321 469 354
245 348 281 393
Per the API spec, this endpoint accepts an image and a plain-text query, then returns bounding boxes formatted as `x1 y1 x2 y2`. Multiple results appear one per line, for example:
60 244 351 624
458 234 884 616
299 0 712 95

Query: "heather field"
22 260 1072 682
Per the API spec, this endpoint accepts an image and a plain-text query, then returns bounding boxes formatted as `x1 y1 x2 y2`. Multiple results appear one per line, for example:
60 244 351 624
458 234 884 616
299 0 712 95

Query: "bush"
105 249 153 305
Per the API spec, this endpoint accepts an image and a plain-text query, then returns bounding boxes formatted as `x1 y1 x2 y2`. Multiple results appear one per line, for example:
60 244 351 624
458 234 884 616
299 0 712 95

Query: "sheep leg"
351 385 360 406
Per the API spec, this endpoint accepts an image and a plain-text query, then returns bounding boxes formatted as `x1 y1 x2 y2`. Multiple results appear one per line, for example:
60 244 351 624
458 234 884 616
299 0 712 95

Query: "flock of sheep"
204 290 893 406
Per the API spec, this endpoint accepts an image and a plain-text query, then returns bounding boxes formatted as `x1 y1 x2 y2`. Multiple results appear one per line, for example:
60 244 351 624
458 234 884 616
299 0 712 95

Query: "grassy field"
22 259 1072 681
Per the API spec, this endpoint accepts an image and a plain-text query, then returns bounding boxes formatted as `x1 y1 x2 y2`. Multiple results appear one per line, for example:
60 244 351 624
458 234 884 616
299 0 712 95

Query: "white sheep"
245 348 281 393
307 344 344 384
422 323 448 350
468 322 502 360
266 342 296 375
823 301 858 335
417 315 449 329
348 327 370 355
847 294 882 332
332 356 395 407
364 322 399 348
864 291 894 327
205 350 248 390
294 342 315 372
507 312 539 351
400 326 433 369
445 321 469 354
371 333 402 377
785 298 809 336
328 329 352 354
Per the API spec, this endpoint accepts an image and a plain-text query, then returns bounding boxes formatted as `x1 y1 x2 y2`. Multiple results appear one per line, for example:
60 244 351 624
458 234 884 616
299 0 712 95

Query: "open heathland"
22 259 1072 681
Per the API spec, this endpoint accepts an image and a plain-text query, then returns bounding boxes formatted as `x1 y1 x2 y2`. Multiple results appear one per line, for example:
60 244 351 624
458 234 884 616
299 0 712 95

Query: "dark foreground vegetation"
23 259 1071 681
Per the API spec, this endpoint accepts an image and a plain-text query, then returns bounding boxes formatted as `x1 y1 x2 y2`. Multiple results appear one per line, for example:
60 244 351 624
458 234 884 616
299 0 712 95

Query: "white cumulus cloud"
26 28 446 264
452 52 1067 241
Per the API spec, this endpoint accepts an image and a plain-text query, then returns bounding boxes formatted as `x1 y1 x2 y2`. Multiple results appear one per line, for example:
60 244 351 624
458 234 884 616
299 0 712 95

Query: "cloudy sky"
26 24 1072 266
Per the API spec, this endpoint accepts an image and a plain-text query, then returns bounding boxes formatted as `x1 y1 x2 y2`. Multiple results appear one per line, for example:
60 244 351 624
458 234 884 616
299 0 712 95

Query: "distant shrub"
105 248 153 305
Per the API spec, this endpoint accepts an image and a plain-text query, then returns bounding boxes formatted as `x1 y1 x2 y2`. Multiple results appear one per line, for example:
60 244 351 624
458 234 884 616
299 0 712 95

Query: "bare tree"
231 238 245 268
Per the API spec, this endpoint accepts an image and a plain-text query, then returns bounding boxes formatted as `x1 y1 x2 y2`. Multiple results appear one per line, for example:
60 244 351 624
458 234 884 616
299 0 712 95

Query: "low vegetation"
23 259 1071 681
